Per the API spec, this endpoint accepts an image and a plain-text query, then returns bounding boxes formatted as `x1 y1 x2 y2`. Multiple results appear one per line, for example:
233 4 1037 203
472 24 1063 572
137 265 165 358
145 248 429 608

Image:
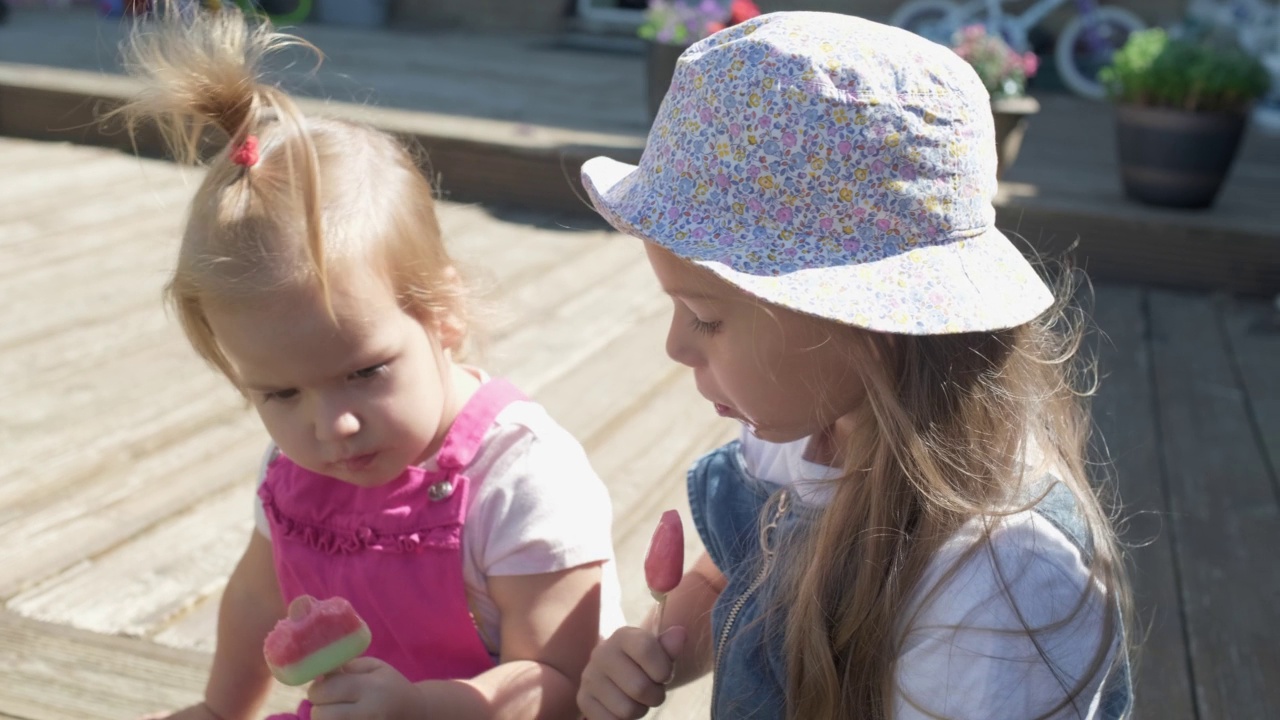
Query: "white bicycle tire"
1055 6 1146 100
889 0 964 46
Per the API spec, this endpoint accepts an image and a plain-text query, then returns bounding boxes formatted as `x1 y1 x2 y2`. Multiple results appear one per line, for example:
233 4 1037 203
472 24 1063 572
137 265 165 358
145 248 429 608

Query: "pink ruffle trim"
259 488 462 555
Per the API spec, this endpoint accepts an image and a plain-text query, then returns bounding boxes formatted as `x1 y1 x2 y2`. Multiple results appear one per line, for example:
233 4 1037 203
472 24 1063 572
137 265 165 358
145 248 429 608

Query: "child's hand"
137 703 224 720
577 625 687 720
306 657 420 720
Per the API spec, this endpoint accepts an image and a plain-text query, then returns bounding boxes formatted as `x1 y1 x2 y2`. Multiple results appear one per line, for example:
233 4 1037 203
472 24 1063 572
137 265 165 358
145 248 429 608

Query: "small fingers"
306 672 357 706
578 671 661 720
614 627 678 685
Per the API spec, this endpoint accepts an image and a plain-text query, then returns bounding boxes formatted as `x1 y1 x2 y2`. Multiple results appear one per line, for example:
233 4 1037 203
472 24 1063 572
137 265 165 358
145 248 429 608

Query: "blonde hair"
112 2 466 386
773 273 1133 719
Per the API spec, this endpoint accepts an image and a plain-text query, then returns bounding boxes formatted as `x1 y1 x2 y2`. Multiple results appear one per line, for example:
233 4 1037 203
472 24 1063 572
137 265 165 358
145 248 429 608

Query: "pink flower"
730 0 761 24
1023 52 1039 78
776 206 793 223
838 140 852 154
781 131 797 147
819 217 835 232
716 172 730 188
729 122 743 137
876 218 891 232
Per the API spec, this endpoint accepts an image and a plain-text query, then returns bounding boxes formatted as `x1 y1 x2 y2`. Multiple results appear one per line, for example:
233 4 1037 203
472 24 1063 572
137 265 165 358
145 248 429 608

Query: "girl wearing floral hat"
577 12 1132 720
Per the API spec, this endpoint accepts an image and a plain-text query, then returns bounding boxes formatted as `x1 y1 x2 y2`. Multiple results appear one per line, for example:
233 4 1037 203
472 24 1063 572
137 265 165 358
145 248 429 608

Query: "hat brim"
582 156 1054 335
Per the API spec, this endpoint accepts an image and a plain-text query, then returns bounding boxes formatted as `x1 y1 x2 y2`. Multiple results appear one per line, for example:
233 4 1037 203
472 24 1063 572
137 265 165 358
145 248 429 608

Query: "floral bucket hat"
581 12 1053 334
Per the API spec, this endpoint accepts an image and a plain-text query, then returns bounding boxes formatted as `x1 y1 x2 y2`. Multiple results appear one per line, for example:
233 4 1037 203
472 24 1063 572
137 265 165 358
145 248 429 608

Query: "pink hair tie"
230 135 260 167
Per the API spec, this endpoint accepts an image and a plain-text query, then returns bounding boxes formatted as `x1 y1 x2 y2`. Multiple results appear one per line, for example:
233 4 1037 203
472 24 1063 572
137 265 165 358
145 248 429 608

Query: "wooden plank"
487 247 668 394
1219 296 1280 479
0 411 265 599
150 589 222 652
0 338 241 497
1148 290 1280 718
0 610 303 720
0 218 179 351
0 302 172 403
1089 285 1194 720
7 480 255 639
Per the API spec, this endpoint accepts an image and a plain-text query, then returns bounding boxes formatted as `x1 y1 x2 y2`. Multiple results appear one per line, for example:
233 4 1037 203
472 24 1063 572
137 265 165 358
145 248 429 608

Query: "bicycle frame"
962 0 1105 48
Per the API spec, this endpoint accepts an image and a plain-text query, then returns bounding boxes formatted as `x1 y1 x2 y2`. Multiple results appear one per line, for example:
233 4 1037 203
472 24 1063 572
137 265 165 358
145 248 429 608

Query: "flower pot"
646 41 686 120
990 96 1039 179
1114 104 1248 209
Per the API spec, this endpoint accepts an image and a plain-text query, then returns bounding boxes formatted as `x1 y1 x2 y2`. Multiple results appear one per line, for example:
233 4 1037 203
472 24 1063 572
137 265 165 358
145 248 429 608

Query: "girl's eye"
262 389 298 402
689 316 722 336
351 363 388 380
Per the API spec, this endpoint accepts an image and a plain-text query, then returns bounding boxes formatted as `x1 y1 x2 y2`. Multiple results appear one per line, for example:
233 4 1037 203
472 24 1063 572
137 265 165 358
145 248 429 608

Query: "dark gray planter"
1115 104 1248 209
646 41 686 120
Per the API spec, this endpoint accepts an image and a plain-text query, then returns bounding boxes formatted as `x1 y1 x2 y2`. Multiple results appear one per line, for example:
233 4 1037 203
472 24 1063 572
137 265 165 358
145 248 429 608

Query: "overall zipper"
710 490 791 719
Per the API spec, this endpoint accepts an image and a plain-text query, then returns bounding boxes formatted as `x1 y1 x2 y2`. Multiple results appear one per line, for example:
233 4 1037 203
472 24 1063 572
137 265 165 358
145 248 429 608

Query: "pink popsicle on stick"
644 509 685 631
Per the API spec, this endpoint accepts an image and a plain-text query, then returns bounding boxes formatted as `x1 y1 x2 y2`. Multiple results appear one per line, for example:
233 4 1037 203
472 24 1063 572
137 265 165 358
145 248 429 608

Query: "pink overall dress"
258 379 525 719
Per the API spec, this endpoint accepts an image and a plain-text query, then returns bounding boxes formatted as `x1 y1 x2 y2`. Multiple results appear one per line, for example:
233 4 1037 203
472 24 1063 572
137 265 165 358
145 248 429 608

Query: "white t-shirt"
741 428 1118 719
254 400 627 655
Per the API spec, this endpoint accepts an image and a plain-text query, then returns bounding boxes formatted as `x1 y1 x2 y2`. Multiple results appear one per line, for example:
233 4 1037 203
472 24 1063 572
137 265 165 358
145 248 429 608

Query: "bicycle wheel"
1055 6 1145 100
889 0 963 46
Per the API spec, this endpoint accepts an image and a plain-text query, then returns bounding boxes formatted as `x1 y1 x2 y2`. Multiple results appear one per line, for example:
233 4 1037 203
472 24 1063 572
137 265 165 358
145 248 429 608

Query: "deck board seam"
1142 289 1202 720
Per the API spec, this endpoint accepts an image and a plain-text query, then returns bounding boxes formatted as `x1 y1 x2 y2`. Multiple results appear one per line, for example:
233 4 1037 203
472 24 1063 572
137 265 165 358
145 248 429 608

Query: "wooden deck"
1 135 1278 719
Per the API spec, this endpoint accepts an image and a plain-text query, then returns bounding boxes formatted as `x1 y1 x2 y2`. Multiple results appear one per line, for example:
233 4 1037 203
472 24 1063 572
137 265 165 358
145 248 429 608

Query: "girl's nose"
316 407 360 442
666 321 701 368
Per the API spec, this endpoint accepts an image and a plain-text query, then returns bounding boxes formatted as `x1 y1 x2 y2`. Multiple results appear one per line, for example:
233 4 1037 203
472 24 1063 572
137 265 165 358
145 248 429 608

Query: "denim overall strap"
1022 477 1133 720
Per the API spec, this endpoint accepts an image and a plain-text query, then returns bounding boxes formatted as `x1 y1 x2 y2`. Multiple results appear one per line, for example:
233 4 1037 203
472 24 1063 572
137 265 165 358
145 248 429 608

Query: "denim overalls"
687 440 1133 719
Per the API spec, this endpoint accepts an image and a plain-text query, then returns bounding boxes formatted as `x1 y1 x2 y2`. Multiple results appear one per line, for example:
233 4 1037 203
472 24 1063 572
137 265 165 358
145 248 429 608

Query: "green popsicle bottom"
269 626 372 686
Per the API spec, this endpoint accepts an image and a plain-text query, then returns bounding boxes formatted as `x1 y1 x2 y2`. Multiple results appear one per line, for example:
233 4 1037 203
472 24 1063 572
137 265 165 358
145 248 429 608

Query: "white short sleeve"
893 513 1117 719
459 401 625 650
463 402 617 576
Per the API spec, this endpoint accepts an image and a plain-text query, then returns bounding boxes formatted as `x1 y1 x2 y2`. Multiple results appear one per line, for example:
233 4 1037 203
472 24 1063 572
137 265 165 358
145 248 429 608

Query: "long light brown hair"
110 2 467 387
775 271 1133 719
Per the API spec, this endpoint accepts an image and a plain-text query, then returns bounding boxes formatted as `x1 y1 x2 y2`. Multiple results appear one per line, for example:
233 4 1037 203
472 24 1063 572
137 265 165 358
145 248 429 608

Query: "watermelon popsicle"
644 509 685 631
263 595 372 686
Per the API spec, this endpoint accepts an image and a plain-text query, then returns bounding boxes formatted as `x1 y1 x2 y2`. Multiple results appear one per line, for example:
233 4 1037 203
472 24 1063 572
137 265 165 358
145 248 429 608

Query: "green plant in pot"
1100 28 1271 208
949 24 1041 179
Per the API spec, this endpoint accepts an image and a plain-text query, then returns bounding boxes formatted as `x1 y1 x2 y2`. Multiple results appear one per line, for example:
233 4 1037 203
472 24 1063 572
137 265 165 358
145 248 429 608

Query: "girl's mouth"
339 453 377 472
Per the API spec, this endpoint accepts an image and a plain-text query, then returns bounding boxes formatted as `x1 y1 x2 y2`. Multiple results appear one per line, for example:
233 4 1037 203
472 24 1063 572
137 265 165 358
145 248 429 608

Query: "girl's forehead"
210 270 401 348
645 244 729 297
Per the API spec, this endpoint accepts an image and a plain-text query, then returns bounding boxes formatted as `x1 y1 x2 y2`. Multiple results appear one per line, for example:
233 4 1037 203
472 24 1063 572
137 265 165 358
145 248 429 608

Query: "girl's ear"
431 266 467 352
